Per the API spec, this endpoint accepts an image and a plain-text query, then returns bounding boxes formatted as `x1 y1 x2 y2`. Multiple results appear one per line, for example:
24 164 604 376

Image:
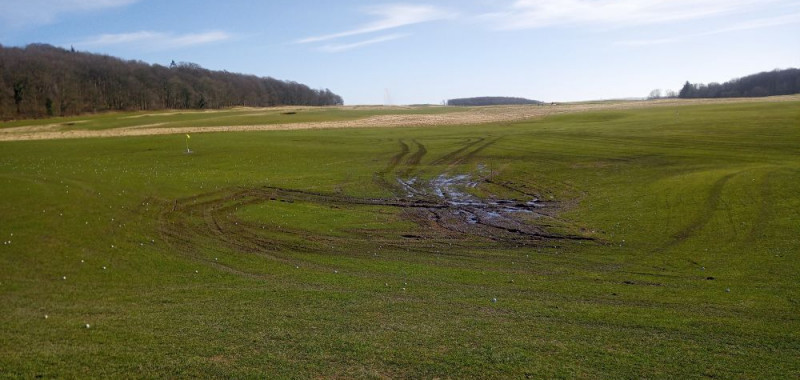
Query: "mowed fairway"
1 100 799 378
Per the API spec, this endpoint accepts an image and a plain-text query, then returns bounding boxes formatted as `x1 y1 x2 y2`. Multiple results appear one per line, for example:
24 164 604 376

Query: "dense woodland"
679 68 800 99
447 97 543 106
0 44 343 120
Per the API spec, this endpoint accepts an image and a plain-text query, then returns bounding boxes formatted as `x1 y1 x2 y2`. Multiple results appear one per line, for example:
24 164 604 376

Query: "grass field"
1 99 799 378
0 106 470 130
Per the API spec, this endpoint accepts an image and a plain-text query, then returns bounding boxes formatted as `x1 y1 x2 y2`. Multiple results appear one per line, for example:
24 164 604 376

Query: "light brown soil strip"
1 95 797 142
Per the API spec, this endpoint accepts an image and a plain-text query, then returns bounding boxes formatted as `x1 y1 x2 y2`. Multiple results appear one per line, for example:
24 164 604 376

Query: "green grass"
0 106 467 131
0 101 798 378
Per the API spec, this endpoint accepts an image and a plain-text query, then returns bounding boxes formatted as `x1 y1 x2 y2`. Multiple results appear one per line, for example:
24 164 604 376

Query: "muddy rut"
159 139 592 271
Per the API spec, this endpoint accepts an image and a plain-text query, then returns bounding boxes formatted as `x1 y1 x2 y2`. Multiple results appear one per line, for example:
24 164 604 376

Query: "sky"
1 0 799 105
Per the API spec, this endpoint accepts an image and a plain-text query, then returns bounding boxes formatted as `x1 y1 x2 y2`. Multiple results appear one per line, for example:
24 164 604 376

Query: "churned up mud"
158 137 591 273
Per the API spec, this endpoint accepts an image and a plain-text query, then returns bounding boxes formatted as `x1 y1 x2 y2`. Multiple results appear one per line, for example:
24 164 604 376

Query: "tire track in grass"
746 168 784 245
405 140 427 167
429 138 485 166
399 140 427 178
160 191 287 262
159 184 590 277
158 136 592 278
373 140 410 193
750 170 772 243
387 136 586 245
659 172 738 252
380 140 410 175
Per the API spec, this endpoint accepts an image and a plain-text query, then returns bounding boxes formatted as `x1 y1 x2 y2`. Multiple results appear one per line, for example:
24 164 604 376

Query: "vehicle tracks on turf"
158 138 592 274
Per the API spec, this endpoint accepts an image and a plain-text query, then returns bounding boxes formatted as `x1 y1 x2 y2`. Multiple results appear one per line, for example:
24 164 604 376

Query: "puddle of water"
397 178 421 197
399 172 543 229
485 211 501 218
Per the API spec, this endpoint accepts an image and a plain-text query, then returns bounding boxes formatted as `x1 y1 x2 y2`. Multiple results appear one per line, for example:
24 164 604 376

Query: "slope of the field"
2 96 798 141
0 98 798 378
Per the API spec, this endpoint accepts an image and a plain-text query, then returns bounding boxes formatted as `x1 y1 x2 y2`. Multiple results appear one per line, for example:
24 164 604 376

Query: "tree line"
447 97 543 106
0 44 343 120
679 68 800 99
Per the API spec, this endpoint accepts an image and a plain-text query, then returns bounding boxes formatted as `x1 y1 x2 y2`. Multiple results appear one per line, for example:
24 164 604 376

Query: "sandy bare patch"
1 95 797 142
120 112 183 119
0 120 88 135
0 123 64 134
122 122 167 129
119 109 235 119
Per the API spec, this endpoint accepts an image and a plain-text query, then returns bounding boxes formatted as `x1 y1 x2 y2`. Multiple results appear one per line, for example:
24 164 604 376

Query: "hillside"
447 96 543 106
679 68 800 98
0 44 343 120
1 98 798 377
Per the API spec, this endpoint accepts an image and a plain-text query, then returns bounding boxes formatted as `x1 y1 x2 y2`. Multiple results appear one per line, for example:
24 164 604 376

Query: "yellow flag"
186 134 191 139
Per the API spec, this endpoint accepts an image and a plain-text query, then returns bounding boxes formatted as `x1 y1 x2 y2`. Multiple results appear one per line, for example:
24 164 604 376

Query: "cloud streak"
486 0 783 30
616 38 680 47
297 4 452 44
318 34 408 53
0 0 139 27
616 11 800 46
296 4 453 52
77 30 233 49
703 11 800 34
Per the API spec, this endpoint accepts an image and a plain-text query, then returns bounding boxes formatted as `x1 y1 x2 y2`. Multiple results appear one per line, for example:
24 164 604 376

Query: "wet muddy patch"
158 137 592 271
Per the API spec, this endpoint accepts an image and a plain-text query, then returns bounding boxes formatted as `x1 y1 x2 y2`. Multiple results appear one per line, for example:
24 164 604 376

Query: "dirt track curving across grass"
2 97 799 378
159 136 591 277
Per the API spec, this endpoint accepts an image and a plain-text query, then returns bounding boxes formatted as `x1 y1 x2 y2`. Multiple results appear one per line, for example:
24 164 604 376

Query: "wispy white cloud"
161 31 233 48
77 30 233 49
319 33 408 53
80 31 160 45
0 0 139 27
485 0 783 30
617 11 800 46
296 3 453 52
297 4 452 44
703 11 800 34
616 38 680 47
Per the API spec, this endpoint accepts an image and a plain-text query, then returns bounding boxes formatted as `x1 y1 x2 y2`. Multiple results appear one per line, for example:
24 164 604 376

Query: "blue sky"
1 0 799 104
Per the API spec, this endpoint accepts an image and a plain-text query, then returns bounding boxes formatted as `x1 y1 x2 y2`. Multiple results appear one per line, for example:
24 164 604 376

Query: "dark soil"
158 138 592 267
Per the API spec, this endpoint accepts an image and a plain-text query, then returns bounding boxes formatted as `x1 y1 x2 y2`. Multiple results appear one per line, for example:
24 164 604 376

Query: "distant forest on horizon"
2 44 798 121
447 97 543 106
678 68 800 99
0 44 343 120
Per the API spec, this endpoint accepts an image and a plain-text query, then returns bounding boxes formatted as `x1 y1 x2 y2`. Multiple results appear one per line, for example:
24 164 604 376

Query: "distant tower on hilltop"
383 88 393 106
